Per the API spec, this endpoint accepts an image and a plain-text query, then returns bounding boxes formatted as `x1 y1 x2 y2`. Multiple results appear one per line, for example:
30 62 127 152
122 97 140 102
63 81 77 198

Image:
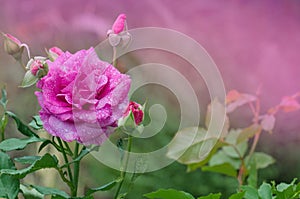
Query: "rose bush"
35 47 131 145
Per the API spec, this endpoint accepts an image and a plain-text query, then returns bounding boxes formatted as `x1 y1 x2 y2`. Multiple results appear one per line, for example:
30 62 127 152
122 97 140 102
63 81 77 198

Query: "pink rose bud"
112 14 127 34
279 96 300 112
124 101 144 125
26 57 48 77
2 33 23 60
48 46 63 61
30 60 43 76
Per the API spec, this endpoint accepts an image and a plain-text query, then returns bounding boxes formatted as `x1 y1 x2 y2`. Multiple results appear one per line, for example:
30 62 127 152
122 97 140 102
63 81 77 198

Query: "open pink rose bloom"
35 47 131 145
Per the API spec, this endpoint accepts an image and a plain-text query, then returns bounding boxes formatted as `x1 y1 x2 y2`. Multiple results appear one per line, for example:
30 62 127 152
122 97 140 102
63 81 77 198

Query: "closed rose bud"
29 60 43 76
21 57 48 88
2 33 24 60
118 101 144 133
112 14 127 34
124 101 144 125
26 57 48 77
48 46 63 61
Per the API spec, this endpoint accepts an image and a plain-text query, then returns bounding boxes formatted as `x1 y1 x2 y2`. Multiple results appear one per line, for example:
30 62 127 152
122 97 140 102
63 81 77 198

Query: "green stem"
114 136 132 199
249 130 261 158
63 140 73 156
57 138 73 183
17 59 27 71
112 47 117 67
0 130 4 141
72 142 80 197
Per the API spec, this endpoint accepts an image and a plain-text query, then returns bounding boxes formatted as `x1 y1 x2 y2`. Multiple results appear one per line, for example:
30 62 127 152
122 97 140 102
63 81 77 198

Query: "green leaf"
21 70 39 88
31 185 70 198
0 136 43 151
237 125 260 144
276 182 292 192
68 196 93 199
247 157 257 188
86 178 121 195
1 153 58 178
144 189 195 199
29 115 43 130
223 129 248 158
258 182 272 199
0 86 8 108
38 140 53 152
0 151 20 199
15 156 41 164
0 114 8 139
228 192 245 199
20 184 44 199
5 111 39 137
197 193 221 199
240 185 259 199
167 127 219 164
202 163 237 177
272 179 298 198
247 152 275 169
187 141 225 172
209 150 241 169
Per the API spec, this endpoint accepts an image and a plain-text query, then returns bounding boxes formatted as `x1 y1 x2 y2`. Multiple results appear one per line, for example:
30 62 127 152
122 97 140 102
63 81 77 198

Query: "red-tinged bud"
29 60 44 76
124 101 144 125
118 101 145 133
2 33 23 60
48 46 63 61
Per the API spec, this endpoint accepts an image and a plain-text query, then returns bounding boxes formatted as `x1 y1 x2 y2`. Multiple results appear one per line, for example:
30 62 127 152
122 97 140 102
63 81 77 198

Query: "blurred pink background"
0 0 299 163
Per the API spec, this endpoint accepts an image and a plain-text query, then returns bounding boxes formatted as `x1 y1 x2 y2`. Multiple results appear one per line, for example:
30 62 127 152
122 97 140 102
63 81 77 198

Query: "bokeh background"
0 0 300 198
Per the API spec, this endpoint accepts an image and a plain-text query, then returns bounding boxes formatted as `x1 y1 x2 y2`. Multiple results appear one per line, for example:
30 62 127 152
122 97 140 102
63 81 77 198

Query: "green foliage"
258 182 272 199
0 86 8 109
236 125 260 144
0 153 58 178
0 151 20 199
247 152 275 170
0 136 43 151
86 178 121 195
197 193 221 199
167 127 225 165
5 111 39 137
228 192 245 199
144 180 300 199
144 189 195 199
15 156 41 164
20 184 44 199
202 163 237 177
21 70 39 88
0 114 8 140
30 185 70 198
29 115 43 130
167 93 281 188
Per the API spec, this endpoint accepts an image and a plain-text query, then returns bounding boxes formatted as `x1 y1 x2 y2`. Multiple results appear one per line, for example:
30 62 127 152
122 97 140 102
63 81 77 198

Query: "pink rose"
35 48 131 145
